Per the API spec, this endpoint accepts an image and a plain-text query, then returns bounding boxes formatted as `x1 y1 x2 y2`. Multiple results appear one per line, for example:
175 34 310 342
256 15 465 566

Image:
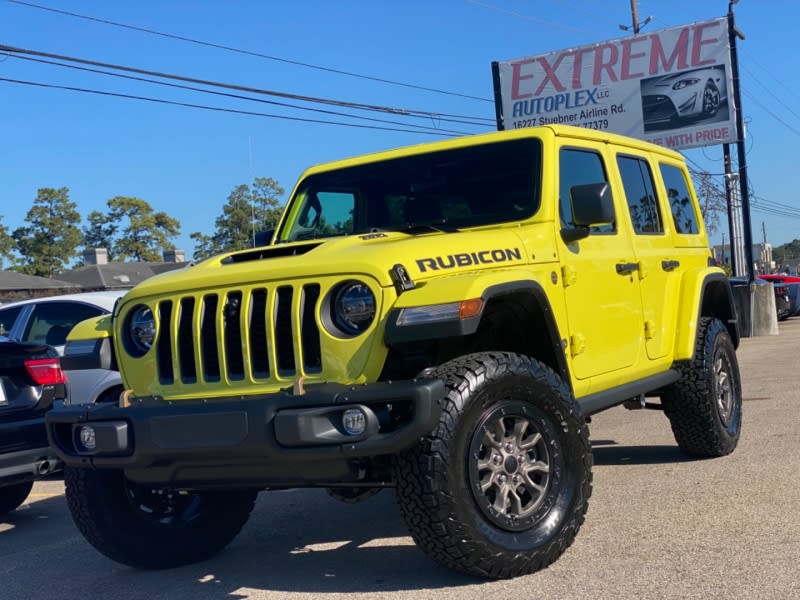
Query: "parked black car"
0 338 66 515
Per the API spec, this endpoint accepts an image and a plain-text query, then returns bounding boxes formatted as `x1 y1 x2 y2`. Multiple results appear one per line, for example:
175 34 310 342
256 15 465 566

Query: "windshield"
279 138 542 242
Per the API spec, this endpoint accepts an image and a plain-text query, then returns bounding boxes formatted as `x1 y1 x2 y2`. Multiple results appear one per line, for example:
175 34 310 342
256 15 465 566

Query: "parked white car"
0 290 127 404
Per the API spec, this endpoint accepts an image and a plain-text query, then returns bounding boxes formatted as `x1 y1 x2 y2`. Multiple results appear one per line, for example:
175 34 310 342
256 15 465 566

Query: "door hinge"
570 333 586 356
561 264 577 287
644 319 656 340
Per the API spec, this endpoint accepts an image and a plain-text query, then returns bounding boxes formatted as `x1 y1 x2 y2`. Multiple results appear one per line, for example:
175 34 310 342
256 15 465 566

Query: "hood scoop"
221 242 323 264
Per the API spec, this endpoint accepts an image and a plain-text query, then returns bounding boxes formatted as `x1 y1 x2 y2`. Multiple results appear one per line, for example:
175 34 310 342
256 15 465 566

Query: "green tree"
692 171 727 235
189 231 215 261
193 177 285 260
13 187 82 277
105 196 181 262
0 216 14 269
82 209 119 261
773 239 800 264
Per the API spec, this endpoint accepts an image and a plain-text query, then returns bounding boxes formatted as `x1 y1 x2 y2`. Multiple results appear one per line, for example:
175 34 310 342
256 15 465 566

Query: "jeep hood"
122 229 531 301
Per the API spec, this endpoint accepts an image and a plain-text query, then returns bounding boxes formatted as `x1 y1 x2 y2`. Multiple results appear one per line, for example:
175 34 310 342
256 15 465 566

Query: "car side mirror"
253 229 275 247
560 182 614 243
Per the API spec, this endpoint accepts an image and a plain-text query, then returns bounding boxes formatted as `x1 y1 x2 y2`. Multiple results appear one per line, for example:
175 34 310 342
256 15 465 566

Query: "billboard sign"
492 17 735 150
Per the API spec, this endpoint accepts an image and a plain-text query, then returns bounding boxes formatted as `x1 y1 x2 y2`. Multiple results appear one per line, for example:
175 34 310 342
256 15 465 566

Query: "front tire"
662 318 742 457
0 481 34 515
702 80 721 117
65 467 257 568
394 352 592 579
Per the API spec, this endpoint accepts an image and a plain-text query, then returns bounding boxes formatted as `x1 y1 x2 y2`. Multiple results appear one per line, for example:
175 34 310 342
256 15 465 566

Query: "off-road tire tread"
65 467 257 569
662 317 741 457
394 351 592 579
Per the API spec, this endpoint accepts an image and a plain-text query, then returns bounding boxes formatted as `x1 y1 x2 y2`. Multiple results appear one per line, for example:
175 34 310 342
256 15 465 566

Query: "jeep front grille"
152 284 323 386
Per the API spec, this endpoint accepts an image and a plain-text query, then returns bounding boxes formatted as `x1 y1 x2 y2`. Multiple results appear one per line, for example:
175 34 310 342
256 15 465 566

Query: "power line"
741 51 800 107
7 0 493 103
688 159 800 224
8 53 483 131
742 65 800 122
742 89 800 139
0 43 496 125
0 77 464 137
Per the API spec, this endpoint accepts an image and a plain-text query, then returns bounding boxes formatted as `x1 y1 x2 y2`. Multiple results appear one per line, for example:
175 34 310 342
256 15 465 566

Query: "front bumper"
46 378 445 488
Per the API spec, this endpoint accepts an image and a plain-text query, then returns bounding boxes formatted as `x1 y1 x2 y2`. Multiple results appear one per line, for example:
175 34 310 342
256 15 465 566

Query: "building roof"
0 270 78 292
57 262 187 289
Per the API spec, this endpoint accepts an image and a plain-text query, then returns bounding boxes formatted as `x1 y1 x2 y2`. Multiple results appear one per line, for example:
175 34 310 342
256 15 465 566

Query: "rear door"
613 153 680 360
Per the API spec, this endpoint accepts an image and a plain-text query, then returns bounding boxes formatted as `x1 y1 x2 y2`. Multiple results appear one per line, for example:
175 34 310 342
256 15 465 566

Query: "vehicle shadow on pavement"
175 488 481 594
590 442 695 466
6 488 479 598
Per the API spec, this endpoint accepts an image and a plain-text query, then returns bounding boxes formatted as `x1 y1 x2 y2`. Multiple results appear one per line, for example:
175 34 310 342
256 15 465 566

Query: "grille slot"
223 291 245 380
274 286 295 374
156 301 174 384
201 294 220 382
249 289 269 378
178 297 196 383
301 284 322 373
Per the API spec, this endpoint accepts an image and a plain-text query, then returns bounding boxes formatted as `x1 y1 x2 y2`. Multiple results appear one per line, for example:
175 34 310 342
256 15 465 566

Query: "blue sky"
1 0 797 259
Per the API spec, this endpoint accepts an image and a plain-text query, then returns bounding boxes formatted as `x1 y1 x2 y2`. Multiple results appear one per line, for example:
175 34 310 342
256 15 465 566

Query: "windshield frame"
276 137 543 243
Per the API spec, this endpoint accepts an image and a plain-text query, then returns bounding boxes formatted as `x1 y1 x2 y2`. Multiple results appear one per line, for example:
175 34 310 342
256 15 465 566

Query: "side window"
617 155 663 234
23 302 104 346
660 164 700 234
0 306 23 337
559 148 615 234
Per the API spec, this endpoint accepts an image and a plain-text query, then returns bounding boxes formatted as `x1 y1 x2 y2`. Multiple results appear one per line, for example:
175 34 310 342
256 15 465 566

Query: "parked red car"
759 274 800 319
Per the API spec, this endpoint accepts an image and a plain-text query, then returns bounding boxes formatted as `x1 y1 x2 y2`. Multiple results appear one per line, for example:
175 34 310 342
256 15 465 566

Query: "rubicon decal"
416 248 523 273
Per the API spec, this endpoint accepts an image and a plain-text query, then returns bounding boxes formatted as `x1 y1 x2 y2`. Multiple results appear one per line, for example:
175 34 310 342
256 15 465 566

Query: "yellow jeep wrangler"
47 124 740 579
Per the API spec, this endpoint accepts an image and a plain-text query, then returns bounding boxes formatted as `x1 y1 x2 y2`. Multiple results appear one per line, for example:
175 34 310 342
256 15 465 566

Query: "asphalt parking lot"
2 318 798 600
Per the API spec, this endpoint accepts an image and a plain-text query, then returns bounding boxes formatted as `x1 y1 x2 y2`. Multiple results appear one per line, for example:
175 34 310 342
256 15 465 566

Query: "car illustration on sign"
640 65 728 131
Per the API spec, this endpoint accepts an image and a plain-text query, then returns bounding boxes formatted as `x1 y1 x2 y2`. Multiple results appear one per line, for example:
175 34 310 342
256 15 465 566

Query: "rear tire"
662 318 742 457
0 481 34 515
65 467 257 568
394 352 592 579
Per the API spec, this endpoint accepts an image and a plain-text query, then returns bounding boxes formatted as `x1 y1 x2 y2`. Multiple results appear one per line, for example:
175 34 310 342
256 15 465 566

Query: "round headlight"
332 281 376 336
128 305 156 355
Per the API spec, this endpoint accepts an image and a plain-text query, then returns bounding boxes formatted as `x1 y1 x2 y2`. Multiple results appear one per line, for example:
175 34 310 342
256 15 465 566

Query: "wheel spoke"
523 460 550 475
519 432 542 450
512 418 529 447
492 485 510 513
522 471 546 494
508 488 523 515
482 421 504 449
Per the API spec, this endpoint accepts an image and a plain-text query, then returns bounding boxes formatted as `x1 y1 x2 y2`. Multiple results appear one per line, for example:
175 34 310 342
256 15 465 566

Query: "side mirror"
253 229 275 247
570 182 614 226
561 182 614 243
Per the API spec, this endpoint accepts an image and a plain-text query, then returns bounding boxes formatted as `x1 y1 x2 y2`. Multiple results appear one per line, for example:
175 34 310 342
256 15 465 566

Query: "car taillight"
24 358 67 385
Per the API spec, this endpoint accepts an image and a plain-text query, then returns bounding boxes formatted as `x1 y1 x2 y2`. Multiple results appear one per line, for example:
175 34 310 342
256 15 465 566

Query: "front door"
557 144 644 380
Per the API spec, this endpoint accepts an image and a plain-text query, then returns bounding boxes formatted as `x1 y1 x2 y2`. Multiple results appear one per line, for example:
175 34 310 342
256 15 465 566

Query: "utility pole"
629 0 640 34
728 1 754 281
620 0 651 34
723 144 738 276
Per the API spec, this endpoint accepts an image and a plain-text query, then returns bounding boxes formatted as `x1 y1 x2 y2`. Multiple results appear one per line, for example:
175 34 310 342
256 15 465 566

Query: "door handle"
616 262 639 275
661 260 680 272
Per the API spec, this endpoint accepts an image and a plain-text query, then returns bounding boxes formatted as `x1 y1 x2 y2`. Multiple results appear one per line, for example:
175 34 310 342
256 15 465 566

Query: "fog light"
79 425 96 451
342 408 366 436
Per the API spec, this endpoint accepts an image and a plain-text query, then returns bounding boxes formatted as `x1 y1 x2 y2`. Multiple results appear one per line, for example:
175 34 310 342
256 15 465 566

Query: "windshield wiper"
385 220 459 234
